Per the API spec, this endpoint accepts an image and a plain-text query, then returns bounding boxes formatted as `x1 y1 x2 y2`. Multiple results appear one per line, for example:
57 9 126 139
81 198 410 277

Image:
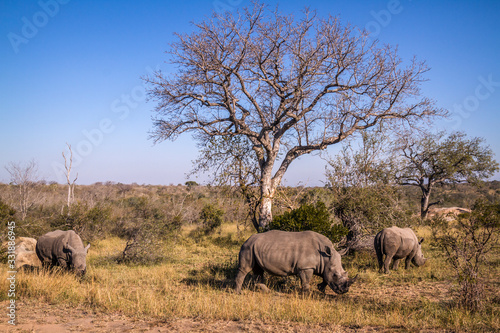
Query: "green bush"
0 199 16 262
0 199 16 242
185 181 199 188
199 204 224 235
270 201 348 243
51 202 112 241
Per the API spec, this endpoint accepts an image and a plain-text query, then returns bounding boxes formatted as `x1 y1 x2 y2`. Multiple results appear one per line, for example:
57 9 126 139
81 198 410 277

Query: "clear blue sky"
1 0 499 185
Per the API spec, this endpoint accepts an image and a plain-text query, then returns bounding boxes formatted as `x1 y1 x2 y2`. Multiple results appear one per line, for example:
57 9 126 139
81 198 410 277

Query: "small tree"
326 127 396 188
199 203 225 235
117 197 181 264
431 200 500 311
325 129 415 247
5 159 41 220
331 185 416 249
395 132 499 219
185 181 199 189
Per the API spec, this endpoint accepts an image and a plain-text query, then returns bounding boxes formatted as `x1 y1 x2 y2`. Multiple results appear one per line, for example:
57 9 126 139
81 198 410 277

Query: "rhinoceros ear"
419 238 424 244
323 246 332 257
338 248 349 256
66 243 76 253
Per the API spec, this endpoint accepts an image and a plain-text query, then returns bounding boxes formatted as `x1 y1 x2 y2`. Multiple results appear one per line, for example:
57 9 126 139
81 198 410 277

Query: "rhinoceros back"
36 230 83 267
375 226 418 258
239 230 331 276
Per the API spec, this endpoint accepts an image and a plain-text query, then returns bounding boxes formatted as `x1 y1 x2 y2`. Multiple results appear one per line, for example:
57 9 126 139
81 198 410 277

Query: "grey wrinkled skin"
374 226 427 274
36 230 90 276
234 230 357 294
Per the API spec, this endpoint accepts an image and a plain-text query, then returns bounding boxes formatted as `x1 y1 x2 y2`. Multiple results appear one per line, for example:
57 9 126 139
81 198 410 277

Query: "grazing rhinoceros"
36 230 90 276
234 230 357 294
374 226 427 274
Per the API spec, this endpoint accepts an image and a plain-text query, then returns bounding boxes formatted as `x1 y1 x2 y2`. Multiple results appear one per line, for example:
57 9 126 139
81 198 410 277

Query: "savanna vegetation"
1 2 499 331
1 181 499 331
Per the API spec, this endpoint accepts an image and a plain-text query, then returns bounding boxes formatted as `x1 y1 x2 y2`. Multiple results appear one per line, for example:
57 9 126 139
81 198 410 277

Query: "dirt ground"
0 300 449 333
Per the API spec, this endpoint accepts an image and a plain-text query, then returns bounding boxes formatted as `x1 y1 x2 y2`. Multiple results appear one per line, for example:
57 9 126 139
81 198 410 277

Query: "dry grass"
1 225 499 331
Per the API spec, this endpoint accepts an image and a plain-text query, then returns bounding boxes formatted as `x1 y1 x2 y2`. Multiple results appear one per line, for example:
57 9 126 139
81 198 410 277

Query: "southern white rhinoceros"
36 230 90 276
374 226 427 274
234 230 357 294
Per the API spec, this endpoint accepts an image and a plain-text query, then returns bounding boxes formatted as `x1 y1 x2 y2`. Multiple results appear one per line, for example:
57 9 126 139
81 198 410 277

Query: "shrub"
0 199 16 243
51 202 112 241
117 197 181 264
431 199 500 311
331 185 417 247
0 199 16 262
198 204 224 235
270 201 348 243
185 181 199 188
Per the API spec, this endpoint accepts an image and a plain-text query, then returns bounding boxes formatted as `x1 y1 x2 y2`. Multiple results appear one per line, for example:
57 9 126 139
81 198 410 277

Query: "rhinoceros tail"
374 231 384 271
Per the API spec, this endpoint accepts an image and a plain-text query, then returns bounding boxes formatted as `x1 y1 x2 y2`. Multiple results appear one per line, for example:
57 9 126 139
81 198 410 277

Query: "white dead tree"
62 143 78 212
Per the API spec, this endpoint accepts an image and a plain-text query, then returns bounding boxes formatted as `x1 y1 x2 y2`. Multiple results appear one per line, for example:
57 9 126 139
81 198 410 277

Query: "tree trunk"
20 185 28 221
420 187 431 219
257 164 276 231
67 185 72 212
259 196 273 231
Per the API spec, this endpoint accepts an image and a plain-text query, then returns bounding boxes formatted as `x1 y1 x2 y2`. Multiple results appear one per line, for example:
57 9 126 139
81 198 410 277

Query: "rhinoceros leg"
253 265 269 293
383 253 394 274
234 267 251 294
405 256 412 269
376 256 384 273
57 258 68 269
391 258 400 270
298 269 314 293
317 280 327 293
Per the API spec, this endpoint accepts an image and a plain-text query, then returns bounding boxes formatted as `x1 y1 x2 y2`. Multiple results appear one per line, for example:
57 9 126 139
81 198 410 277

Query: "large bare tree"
145 2 444 230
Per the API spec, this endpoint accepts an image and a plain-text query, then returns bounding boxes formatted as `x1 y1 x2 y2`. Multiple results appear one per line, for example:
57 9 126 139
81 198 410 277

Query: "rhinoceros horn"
85 243 90 252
